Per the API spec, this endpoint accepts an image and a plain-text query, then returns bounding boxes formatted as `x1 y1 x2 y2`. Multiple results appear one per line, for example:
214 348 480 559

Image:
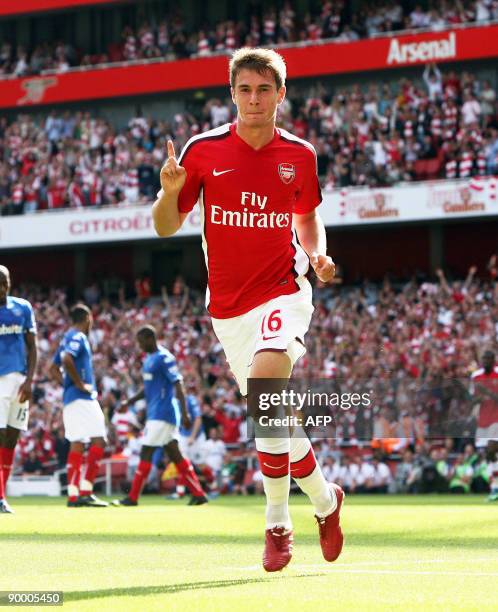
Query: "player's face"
137 334 156 353
0 272 10 303
231 69 285 129
137 334 148 353
482 352 495 372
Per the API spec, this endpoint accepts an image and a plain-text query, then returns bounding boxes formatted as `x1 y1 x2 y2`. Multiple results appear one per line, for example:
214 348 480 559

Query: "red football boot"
315 483 345 562
263 527 294 572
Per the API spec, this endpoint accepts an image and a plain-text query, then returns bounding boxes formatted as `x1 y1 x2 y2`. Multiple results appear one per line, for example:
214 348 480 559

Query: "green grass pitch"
1 495 497 611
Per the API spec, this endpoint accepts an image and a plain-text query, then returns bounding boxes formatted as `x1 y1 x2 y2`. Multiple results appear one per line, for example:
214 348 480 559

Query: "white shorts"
475 423 498 448
179 432 206 463
63 399 107 442
0 372 29 431
211 277 314 395
142 420 179 447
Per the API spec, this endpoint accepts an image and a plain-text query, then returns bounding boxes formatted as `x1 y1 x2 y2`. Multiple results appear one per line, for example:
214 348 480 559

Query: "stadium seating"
12 257 496 496
1 0 496 77
1 65 497 216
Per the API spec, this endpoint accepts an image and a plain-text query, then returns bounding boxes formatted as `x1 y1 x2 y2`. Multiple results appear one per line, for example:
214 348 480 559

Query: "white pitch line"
224 566 498 577
296 569 498 577
228 557 498 572
296 557 498 569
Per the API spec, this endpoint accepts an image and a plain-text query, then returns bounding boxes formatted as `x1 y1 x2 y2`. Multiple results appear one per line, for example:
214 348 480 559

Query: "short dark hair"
137 325 156 340
70 304 91 324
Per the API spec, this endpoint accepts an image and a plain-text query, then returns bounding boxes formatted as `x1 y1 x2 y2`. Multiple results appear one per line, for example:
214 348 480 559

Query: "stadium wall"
2 57 494 130
1 179 496 250
0 237 203 296
2 180 497 289
5 57 494 130
2 219 496 291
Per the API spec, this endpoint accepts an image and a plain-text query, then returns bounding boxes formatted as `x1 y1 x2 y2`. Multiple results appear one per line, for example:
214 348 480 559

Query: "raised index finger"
167 139 176 159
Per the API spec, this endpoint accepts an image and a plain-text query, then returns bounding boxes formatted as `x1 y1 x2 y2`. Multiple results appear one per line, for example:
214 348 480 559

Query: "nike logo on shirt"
213 168 235 176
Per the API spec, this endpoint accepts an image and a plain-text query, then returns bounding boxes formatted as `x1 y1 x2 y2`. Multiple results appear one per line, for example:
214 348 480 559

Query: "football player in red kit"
470 350 498 502
152 48 344 571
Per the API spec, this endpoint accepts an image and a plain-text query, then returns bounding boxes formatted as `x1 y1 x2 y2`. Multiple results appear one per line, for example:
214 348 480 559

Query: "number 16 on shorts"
261 309 282 341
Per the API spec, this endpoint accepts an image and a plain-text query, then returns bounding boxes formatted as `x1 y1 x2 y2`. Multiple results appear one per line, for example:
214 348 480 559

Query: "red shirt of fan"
161 123 322 319
471 367 498 429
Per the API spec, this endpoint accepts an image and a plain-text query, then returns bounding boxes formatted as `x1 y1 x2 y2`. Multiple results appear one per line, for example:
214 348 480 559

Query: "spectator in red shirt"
215 407 243 444
135 272 152 304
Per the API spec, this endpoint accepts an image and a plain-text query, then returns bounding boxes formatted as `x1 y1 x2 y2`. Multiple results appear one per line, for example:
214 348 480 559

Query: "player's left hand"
18 379 32 403
181 414 192 430
310 252 336 283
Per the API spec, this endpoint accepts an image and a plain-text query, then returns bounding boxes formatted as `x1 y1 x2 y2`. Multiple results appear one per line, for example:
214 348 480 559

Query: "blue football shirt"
0 296 36 377
179 395 203 438
53 328 96 406
143 346 182 426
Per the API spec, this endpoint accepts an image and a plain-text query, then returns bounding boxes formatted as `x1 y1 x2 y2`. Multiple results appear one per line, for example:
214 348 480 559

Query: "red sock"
129 460 152 502
80 446 104 495
290 447 317 479
0 448 5 499
1 448 15 498
176 458 205 498
67 451 83 501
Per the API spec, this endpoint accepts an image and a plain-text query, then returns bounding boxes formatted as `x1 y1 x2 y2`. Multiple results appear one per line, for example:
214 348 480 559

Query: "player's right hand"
18 379 33 403
160 140 187 195
81 383 94 394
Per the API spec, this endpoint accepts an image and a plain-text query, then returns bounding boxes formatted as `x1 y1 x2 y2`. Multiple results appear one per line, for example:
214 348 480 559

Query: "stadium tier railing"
6 176 496 217
366 18 498 39
1 176 496 251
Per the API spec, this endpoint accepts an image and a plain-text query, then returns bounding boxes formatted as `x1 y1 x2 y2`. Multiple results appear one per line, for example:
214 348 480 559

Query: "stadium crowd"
1 64 497 216
0 0 496 78
11 256 498 496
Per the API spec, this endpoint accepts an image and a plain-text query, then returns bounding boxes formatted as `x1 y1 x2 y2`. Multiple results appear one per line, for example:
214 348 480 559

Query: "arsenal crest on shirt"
278 163 295 184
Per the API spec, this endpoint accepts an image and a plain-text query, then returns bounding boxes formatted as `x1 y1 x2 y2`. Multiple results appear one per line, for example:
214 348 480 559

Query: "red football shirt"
162 123 322 319
470 367 498 429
